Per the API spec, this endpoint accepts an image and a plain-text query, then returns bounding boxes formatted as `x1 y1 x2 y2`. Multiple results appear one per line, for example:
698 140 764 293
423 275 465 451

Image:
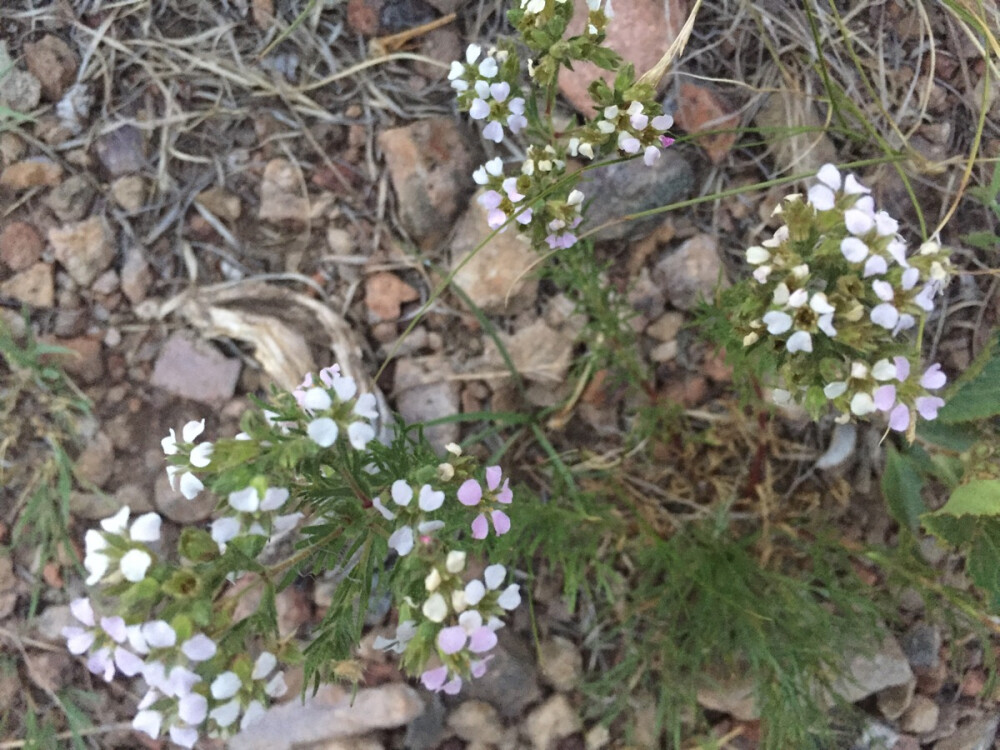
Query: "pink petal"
920 364 947 390
485 466 502 491
468 626 498 654
873 385 896 412
893 356 911 382
457 479 482 506
495 478 513 504
490 510 511 535
437 626 467 655
442 677 463 695
888 404 911 432
471 514 488 540
421 665 448 691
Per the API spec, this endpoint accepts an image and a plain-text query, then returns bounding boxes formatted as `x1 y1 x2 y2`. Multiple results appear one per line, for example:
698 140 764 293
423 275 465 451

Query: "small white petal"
178 692 208 725
252 652 277 680
871 359 897 381
181 634 217 662
161 430 178 455
348 422 375 450
129 513 162 543
497 584 521 610
872 280 894 301
762 311 792 335
787 289 808 308
871 303 900 329
120 549 152 582
391 480 414 507
772 283 790 305
843 174 870 194
824 381 848 399
84 552 109 586
845 208 874 235
302 387 332 411
816 164 842 190
818 314 837 337
809 293 835 314
211 517 241 548
169 725 198 749
353 393 379 419
422 593 448 623
210 699 241 729
388 526 415 556
265 672 288 698
182 419 205 443
241 700 266 731
70 597 95 627
850 392 876 416
418 484 445 512
211 671 243 700
807 184 835 211
746 246 770 265
786 331 813 353
133 710 163 739
307 418 338 447
260 487 290 511
189 442 213 468
446 551 467 574
229 487 259 513
840 237 869 262
141 621 177 649
464 580 486 606
101 506 130 534
179 472 204 500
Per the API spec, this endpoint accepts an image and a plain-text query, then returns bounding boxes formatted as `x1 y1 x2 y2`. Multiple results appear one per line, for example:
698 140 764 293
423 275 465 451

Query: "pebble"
94 125 146 176
557 0 677 116
0 262 54 307
901 695 940 734
484 320 575 385
525 695 582 750
902 623 941 672
110 175 147 212
49 216 115 286
645 311 684 342
933 714 999 750
152 469 216 523
652 233 726 310
365 271 420 321
33 604 73 641
72 431 115 488
378 117 475 249
650 339 679 362
196 186 242 221
404 693 448 750
585 725 611 750
114 482 154 513
150 332 242 405
450 195 539 314
876 676 916 721
119 247 153 304
228 683 424 749
448 700 505 744
259 158 310 224
23 34 78 100
25 651 72 693
696 677 759 721
462 634 541 719
0 49 41 112
0 221 43 271
44 173 95 221
46 335 104 384
830 634 914 704
393 355 460 453
578 150 693 243
0 157 63 189
539 635 583 692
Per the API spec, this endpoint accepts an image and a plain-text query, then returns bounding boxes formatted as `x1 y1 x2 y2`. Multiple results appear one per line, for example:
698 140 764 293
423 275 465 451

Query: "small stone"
119 247 153 304
0 133 26 164
326 227 353 254
579 150 693 243
196 186 242 221
653 233 726 310
900 695 939 734
0 47 41 112
0 157 63 189
44 335 104 384
73 432 114 488
33 604 73 641
451 196 538 314
259 158 310 224
484 320 575 385
0 222 43 271
933 714 999 750
539 635 583 692
902 623 941 672
93 125 145 176
650 339 679 362
378 0 440 34
23 35 78 100
48 216 115 286
110 175 146 211
393 355 460 453
347 0 382 35
697 677 759 721
831 634 914 704
115 483 154 514
416 26 461 80
646 311 684 342
153 469 216 523
404 693 447 750
44 174 95 221
26 651 72 693
0 262 54 307
462 633 541 718
525 695 582 750
448 701 504 744
91 268 119 296
585 725 611 750
876 676 916 721
378 117 475 249
150 332 242 405
365 271 420 321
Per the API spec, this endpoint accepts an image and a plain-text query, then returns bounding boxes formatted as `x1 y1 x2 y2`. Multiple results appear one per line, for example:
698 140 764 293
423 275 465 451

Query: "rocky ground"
2 0 1000 748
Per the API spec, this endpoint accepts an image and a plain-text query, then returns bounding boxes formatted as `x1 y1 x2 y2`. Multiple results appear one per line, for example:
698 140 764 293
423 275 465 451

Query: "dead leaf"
674 83 740 164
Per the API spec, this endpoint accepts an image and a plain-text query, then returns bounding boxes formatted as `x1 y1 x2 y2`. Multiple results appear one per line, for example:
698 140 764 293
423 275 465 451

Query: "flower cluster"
63 363 525 749
735 164 953 433
570 102 673 167
388 554 520 694
451 45 525 145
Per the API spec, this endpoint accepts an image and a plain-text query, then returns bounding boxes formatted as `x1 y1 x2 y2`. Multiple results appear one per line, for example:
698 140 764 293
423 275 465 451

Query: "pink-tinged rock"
378 117 476 249
22 34 78 101
150 332 242 405
0 262 53 307
557 0 687 116
0 158 63 190
0 222 43 271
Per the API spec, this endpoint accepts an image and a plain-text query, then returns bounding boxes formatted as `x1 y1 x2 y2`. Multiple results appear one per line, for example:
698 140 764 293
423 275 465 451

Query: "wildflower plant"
63 365 522 747
710 164 954 438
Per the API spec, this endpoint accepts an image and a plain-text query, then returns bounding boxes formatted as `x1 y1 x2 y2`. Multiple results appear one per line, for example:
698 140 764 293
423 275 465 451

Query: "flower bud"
425 568 442 592
446 551 467 573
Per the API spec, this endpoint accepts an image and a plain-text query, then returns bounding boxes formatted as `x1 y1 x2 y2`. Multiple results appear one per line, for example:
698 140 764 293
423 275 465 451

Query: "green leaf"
916 419 979 452
961 231 999 251
932 479 1000 517
882 445 926 532
938 333 1000 422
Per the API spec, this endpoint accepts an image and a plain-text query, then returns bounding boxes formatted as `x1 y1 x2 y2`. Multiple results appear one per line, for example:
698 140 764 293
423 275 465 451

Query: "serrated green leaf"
882 445 926 532
938 333 1000 423
932 479 1000 517
961 231 1000 251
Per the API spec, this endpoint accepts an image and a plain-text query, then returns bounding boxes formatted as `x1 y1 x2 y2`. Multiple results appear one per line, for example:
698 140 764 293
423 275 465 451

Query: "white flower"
353 393 379 420
484 564 506 589
130 513 162 542
178 693 208 725
210 700 241 728
260 487 289 511
308 417 338 447
872 280 894 301
478 57 498 78
464 580 486 606
850 362 869 379
422 593 448 623
752 266 772 283
652 114 673 130
818 314 837 337
141 621 177 649
787 288 808 308
809 293 835 314
211 517 241 550
772 283 790 305
425 567 442 592
332 376 357 402
302 387 332 411
418 484 445 512
824 381 848 399
874 211 899 236
746 246 770 265
643 146 660 166
265 672 287 698
388 526 414 556
189 442 213 468
871 303 899 329
181 634 217 662
229 487 259 513
133 710 163 739
497 584 521 610
841 237 869 262
169 725 199 749
348 422 375 450
845 208 874 235
179 471 204 500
